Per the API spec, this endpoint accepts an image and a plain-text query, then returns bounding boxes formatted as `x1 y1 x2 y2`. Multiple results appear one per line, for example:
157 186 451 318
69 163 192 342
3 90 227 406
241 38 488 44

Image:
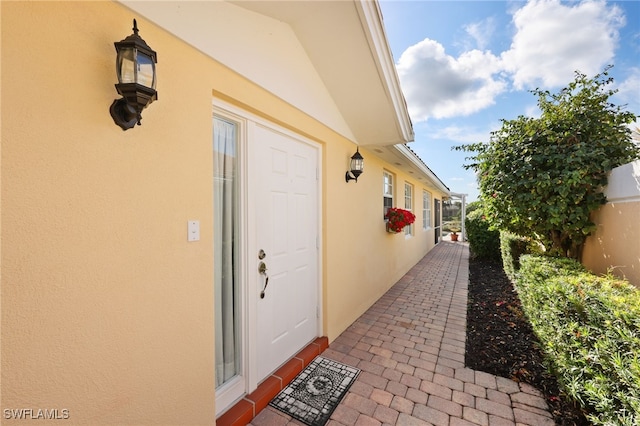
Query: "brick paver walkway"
250 242 555 426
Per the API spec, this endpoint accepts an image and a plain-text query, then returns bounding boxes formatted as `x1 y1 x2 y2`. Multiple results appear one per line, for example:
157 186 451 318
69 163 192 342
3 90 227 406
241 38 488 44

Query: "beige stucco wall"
1 1 445 423
583 161 640 288
1 2 218 424
323 145 445 340
583 201 640 288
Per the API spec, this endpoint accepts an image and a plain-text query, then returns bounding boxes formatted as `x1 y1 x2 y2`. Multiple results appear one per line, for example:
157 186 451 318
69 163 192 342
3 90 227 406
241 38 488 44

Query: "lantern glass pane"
351 157 363 172
136 52 155 89
117 48 136 84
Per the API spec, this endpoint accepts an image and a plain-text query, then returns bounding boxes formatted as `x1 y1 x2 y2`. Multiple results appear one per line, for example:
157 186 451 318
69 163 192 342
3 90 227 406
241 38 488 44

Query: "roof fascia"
356 0 414 144
393 144 450 194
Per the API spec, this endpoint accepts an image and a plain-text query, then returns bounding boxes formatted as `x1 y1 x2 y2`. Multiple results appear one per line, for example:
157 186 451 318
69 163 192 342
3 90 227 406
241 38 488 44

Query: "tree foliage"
465 208 500 261
456 67 639 258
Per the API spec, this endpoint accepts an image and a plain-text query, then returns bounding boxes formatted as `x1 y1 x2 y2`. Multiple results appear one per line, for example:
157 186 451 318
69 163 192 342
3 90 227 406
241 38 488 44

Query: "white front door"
251 124 320 382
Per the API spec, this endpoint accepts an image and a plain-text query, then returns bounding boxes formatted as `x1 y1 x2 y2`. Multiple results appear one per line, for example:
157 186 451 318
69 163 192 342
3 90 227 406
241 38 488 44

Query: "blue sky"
379 0 640 201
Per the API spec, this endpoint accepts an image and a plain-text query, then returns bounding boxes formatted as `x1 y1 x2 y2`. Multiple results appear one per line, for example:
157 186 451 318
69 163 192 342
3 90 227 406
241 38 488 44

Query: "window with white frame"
423 190 432 230
404 182 413 236
383 171 394 219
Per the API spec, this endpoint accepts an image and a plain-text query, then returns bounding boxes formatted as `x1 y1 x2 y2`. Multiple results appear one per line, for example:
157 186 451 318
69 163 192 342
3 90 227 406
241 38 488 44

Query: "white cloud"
502 0 625 90
613 67 640 114
464 17 496 50
524 103 541 119
396 39 507 121
395 0 627 122
431 125 492 144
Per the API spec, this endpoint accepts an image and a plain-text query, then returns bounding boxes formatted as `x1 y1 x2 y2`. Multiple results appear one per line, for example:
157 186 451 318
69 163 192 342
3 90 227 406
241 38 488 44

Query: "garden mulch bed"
465 257 590 425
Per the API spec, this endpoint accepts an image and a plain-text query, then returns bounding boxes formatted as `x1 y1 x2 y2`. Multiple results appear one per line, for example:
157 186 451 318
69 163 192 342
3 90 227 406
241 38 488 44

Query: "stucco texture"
583 201 640 288
1 2 216 423
322 143 445 341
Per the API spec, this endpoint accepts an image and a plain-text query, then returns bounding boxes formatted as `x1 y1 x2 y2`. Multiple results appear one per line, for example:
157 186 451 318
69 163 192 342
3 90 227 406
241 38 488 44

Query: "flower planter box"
385 208 415 234
386 223 401 234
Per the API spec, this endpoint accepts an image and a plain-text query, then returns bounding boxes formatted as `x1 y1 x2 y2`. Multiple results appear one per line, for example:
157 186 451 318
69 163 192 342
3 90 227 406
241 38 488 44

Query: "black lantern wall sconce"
110 19 158 131
345 148 364 183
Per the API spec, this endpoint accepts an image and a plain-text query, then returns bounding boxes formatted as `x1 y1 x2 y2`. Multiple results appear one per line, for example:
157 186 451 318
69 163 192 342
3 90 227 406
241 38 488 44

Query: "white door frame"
213 99 323 409
212 105 249 415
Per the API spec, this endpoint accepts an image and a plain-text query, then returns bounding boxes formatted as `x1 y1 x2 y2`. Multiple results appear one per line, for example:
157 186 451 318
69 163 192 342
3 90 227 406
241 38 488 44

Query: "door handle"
258 261 269 299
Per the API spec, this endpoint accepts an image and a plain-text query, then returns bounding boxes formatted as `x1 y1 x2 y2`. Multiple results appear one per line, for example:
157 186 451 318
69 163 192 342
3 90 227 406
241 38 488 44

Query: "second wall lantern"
345 148 364 183
110 19 158 131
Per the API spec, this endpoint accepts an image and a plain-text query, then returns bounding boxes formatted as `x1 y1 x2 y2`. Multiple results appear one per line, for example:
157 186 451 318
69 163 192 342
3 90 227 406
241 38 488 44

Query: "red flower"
385 208 416 233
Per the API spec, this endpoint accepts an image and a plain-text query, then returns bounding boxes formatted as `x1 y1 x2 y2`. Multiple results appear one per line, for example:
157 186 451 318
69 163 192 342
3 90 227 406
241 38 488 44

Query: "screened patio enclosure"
442 192 467 241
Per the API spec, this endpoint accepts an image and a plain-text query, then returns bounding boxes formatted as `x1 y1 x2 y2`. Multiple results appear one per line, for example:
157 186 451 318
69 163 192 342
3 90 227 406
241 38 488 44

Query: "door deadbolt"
258 249 266 260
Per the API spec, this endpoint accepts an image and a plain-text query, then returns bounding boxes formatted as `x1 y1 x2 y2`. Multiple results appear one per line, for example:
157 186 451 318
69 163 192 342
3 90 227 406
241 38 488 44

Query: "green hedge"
500 231 539 281
465 209 500 260
516 255 640 425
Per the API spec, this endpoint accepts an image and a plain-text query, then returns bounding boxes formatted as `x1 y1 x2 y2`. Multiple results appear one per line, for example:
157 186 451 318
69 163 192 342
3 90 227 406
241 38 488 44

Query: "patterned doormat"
269 356 361 426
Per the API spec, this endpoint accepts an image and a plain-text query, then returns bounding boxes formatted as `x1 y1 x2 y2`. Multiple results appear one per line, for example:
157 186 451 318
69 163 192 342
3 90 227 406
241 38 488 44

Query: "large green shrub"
500 231 539 281
465 208 500 260
516 255 640 425
456 68 639 258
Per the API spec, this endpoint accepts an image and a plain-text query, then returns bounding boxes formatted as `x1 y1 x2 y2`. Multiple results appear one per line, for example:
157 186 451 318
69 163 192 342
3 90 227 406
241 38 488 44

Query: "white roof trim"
356 1 414 144
119 0 413 147
394 145 450 194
